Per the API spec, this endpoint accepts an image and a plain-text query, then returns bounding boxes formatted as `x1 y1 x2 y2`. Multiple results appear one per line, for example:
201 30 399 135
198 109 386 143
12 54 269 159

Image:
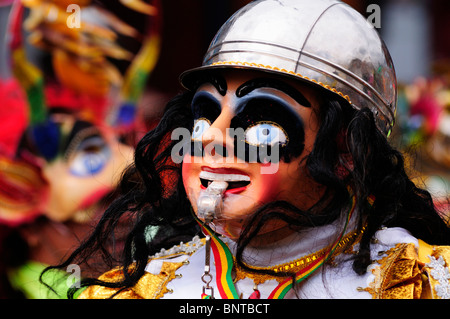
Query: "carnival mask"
42 115 134 223
182 70 324 240
15 113 134 223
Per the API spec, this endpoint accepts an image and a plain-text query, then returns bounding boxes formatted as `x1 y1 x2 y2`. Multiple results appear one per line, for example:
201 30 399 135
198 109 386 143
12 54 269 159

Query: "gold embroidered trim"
210 61 352 103
78 238 205 299
362 240 450 299
365 243 424 299
233 226 365 285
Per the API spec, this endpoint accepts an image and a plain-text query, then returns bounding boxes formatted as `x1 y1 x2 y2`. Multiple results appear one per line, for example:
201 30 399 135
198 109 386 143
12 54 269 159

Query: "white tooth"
199 171 250 182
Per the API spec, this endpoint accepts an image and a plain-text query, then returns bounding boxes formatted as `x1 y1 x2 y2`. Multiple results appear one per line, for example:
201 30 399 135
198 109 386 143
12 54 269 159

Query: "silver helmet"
180 0 397 137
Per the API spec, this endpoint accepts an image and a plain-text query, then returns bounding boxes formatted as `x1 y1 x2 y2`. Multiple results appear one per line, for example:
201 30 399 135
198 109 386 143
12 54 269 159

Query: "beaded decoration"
210 61 352 104
233 225 365 285
151 235 205 258
426 255 450 299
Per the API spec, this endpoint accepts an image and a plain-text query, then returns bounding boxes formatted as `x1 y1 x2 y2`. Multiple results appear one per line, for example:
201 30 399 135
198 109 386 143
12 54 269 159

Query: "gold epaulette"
78 259 185 299
79 237 205 299
365 241 450 299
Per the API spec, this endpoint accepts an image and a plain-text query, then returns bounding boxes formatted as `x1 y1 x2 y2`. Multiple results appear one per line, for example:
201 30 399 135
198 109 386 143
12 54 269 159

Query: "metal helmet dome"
180 0 397 136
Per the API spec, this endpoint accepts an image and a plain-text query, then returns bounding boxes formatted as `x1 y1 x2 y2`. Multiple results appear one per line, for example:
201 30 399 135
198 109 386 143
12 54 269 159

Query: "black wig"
41 87 450 298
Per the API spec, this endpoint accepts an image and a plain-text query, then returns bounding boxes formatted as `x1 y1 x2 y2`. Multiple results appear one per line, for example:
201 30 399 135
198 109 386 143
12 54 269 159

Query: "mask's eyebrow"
235 78 311 108
190 72 227 96
62 121 101 161
191 91 222 114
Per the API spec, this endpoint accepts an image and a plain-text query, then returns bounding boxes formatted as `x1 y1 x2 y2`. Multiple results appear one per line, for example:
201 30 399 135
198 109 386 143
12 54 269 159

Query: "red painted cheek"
256 168 281 204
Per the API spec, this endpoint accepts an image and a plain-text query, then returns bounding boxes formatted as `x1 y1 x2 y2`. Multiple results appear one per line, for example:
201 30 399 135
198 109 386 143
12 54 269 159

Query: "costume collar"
222 205 360 268
198 193 362 299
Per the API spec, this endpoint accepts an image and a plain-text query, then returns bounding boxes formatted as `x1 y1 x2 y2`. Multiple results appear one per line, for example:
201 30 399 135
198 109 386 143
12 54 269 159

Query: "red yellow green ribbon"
197 192 369 299
200 223 240 299
268 195 357 299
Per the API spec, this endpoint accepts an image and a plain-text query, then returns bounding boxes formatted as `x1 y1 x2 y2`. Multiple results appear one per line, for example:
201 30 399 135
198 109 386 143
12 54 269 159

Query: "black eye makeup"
231 95 306 162
189 91 220 158
236 78 311 108
191 91 221 125
62 123 112 177
68 133 111 177
63 121 101 160
188 77 309 163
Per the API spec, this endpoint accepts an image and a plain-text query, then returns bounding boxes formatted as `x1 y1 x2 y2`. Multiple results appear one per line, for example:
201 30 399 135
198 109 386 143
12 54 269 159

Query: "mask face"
0 111 134 225
182 70 324 240
39 114 134 223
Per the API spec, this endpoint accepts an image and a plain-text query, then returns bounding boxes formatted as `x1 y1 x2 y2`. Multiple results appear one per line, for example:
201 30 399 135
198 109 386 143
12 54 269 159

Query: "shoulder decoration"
364 240 450 299
78 236 205 299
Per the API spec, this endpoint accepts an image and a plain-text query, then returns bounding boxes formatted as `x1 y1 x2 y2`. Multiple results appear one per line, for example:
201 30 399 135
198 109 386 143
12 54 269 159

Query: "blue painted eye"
69 136 111 177
192 118 211 140
245 122 287 147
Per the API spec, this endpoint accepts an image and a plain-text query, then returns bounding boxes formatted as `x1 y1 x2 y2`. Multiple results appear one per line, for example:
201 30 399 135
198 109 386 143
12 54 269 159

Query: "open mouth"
199 170 250 193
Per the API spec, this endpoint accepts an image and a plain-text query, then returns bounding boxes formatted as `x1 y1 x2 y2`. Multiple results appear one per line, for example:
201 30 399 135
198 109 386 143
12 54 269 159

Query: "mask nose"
200 110 234 159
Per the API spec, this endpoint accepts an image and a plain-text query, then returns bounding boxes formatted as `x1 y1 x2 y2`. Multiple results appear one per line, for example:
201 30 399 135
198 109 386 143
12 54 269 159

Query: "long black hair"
41 86 450 298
